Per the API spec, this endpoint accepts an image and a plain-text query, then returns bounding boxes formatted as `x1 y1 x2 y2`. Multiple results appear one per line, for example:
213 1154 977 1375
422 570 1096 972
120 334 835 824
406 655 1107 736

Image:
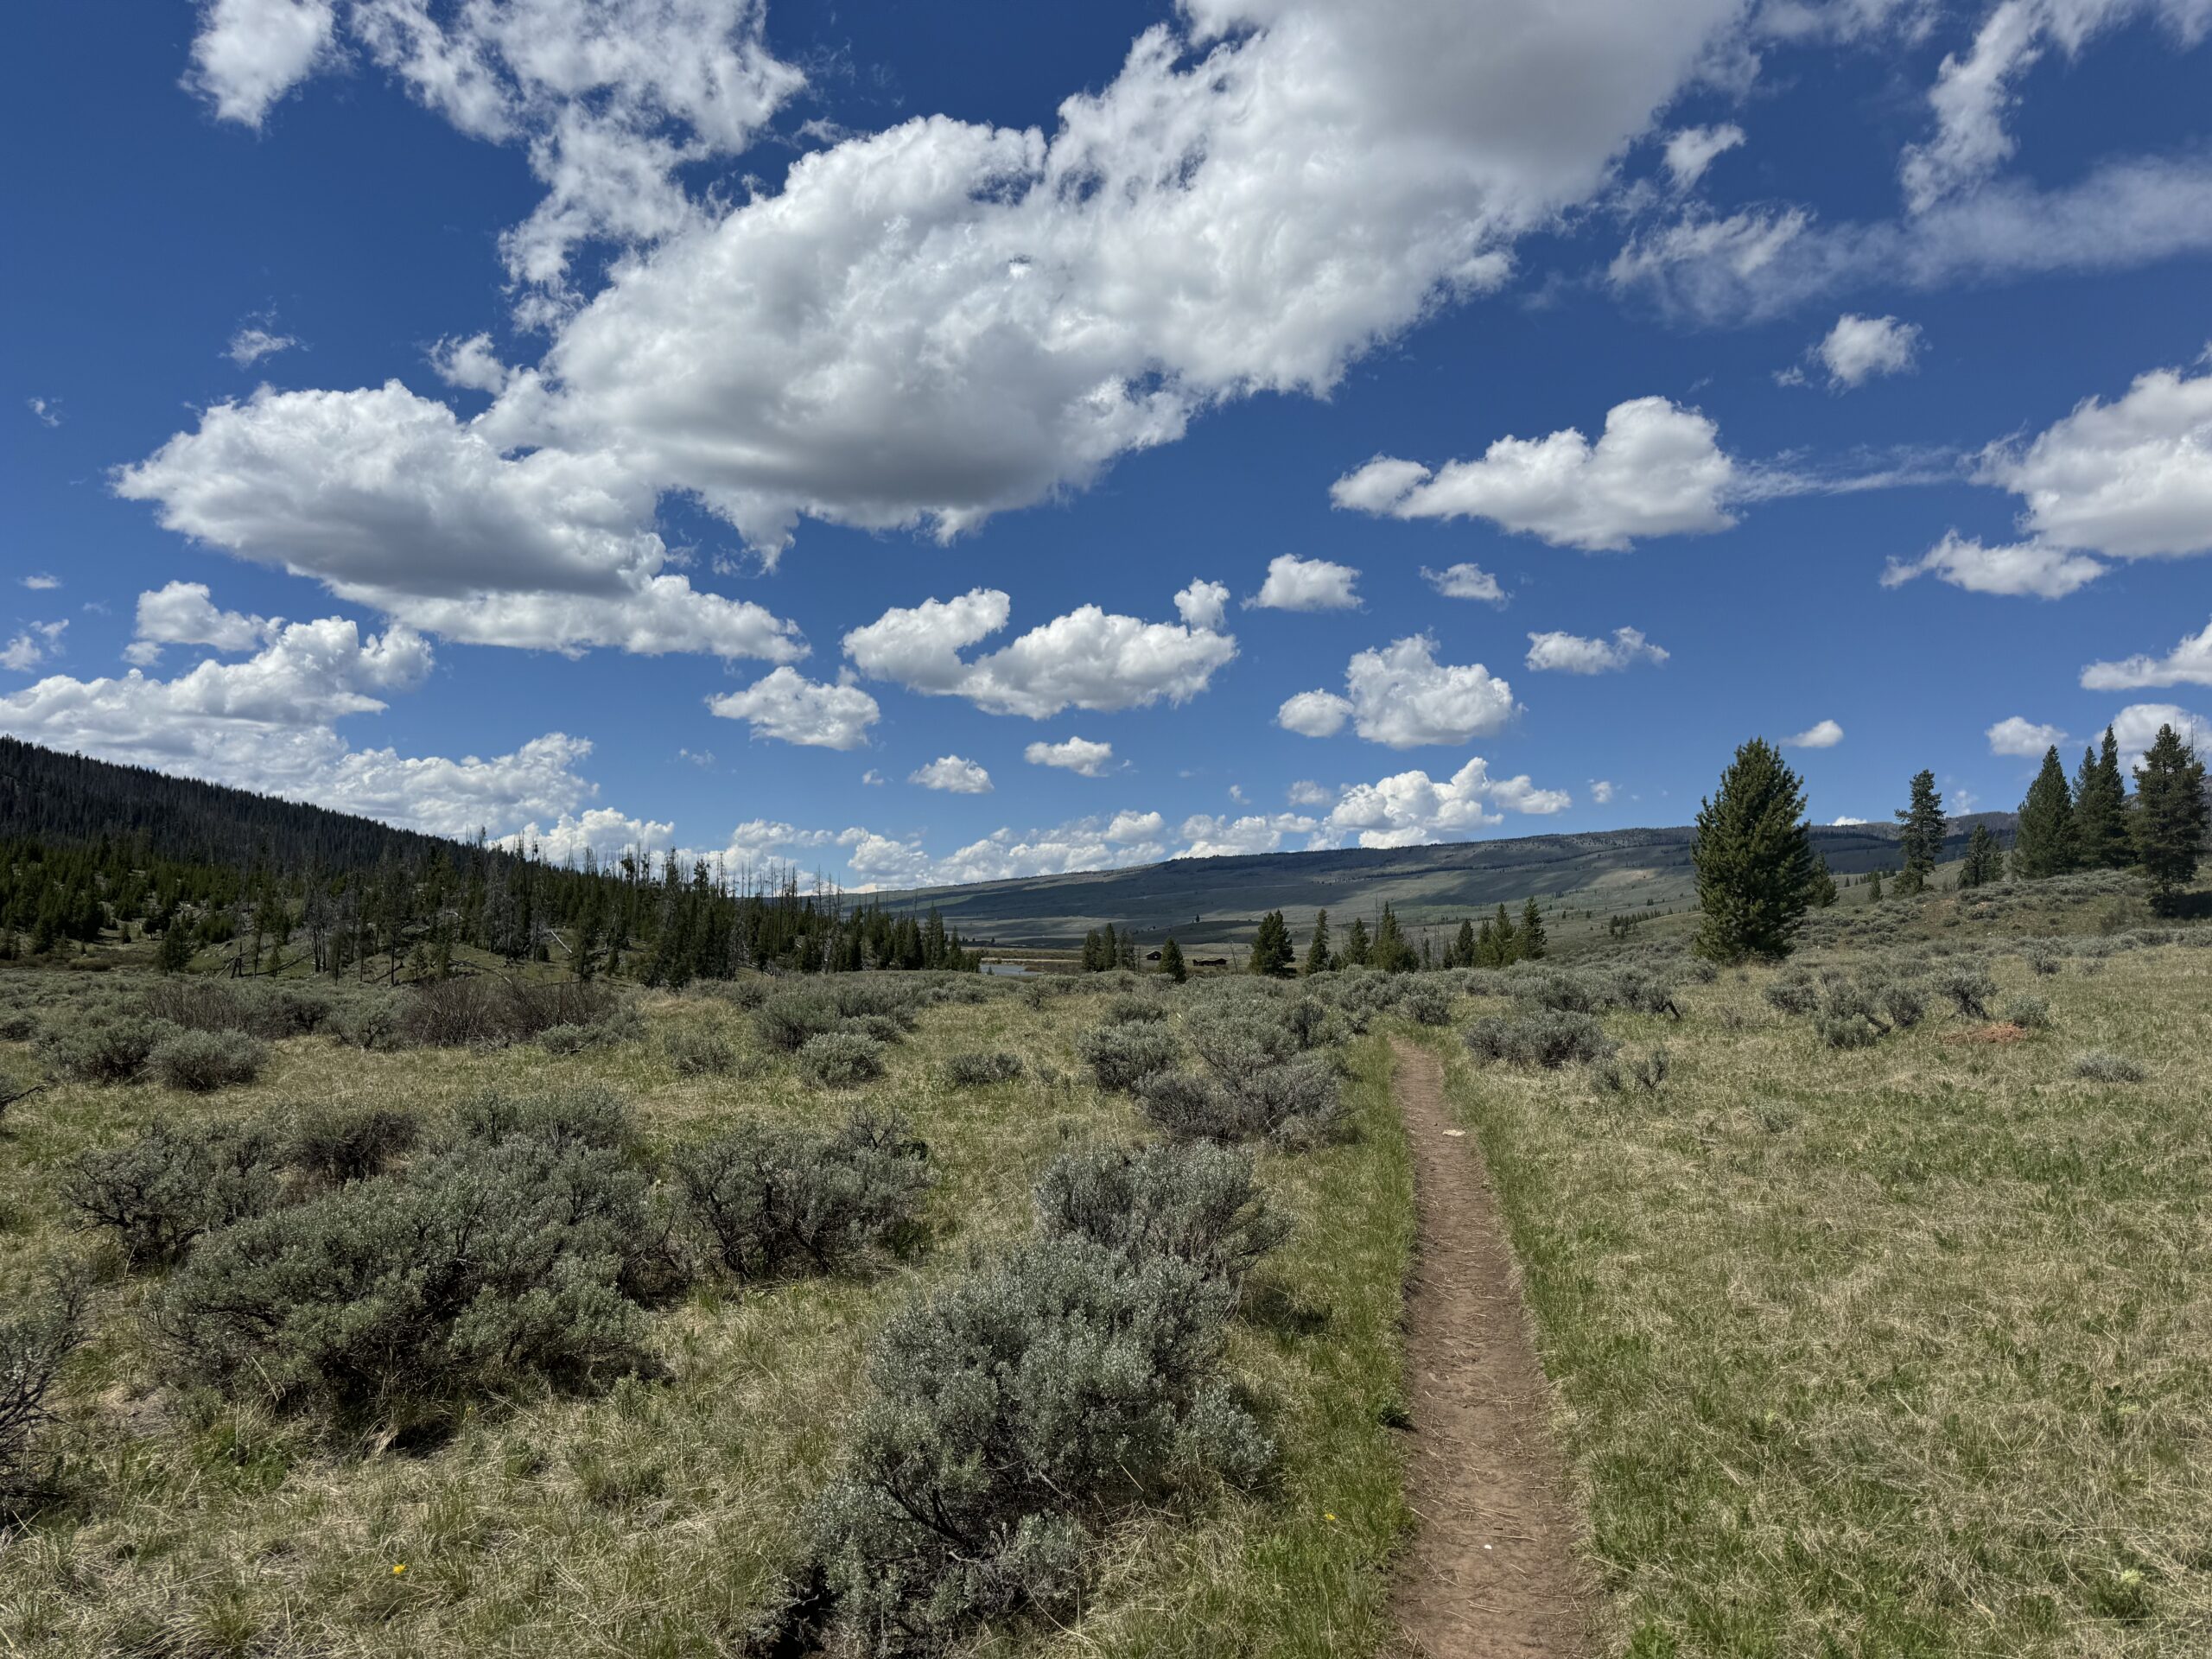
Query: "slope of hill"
885 817 2018 954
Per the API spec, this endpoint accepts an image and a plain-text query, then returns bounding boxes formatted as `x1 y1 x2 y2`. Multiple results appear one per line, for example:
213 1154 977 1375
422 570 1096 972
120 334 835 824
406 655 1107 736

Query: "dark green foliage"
1340 916 1370 968
753 988 842 1052
2074 728 2131 872
1808 856 1839 907
1867 868 1884 902
1075 1021 1181 1091
1693 739 1819 963
944 1051 1024 1088
2012 747 2078 880
1368 903 1416 973
676 1109 931 1282
1 1265 91 1508
160 1125 663 1419
1463 1009 1614 1069
149 1027 269 1092
62 1119 282 1267
812 1236 1268 1654
799 1030 887 1087
1160 937 1189 982
1957 823 2002 890
2132 723 2209 912
285 1103 420 1186
1895 770 1946 886
1247 910 1294 977
1519 897 1548 959
1300 912 1329 976
1033 1141 1288 1292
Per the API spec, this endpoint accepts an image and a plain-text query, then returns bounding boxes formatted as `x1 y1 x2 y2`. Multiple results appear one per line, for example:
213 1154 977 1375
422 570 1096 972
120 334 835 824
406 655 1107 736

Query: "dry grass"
1422 940 2212 1658
0 976 1414 1657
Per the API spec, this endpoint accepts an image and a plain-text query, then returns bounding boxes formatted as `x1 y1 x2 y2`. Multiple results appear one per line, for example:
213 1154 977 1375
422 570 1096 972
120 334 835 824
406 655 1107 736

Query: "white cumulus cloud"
1662 122 1745 188
1787 718 1845 748
1523 626 1668 674
1025 735 1116 777
1283 635 1518 749
706 666 880 749
2082 615 2212 690
1421 563 1507 605
1986 715 2067 756
909 754 993 794
1250 554 1360 611
1815 314 1922 388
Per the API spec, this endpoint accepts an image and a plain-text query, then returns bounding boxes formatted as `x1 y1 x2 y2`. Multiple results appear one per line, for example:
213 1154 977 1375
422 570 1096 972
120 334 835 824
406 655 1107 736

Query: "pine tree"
1304 910 1332 976
2132 723 2209 912
1371 902 1414 972
1957 823 2000 890
2012 747 2077 879
156 918 194 974
1808 855 1838 908
1160 936 1188 982
1341 916 1370 968
1452 916 1476 968
1867 868 1884 902
1518 897 1548 960
1249 910 1294 977
2074 728 2130 870
1692 737 1819 963
1894 769 1945 893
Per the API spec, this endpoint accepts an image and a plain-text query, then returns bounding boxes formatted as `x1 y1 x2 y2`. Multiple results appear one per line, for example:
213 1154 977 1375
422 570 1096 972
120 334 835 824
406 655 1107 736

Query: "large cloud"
1326 756 1569 848
159 0 1755 588
115 383 805 659
1281 635 1519 748
707 667 880 748
2082 616 2212 690
1331 397 1738 550
842 588 1236 718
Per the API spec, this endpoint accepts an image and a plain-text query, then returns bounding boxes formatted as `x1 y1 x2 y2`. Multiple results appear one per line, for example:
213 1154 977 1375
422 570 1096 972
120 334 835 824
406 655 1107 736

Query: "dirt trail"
1388 1038 1592 1659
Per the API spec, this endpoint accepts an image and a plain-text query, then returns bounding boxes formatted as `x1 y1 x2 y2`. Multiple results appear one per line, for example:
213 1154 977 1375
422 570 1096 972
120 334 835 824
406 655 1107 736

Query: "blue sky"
4 0 2211 888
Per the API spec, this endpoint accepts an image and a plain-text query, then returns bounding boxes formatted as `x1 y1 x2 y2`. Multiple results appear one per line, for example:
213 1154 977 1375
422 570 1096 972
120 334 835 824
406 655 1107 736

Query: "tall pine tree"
1303 910 1332 976
1159 937 1188 982
1957 823 2001 890
1518 897 1548 959
2132 723 2209 912
1249 910 1294 977
1692 738 1818 963
2074 728 2130 870
1894 769 1945 894
2012 747 2077 879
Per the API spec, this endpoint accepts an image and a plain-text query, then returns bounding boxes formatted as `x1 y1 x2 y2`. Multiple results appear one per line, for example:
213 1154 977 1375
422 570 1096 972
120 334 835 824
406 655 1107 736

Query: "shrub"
1936 963 1999 1020
1764 979 1820 1017
1463 1009 1614 1070
2071 1050 2146 1083
676 1109 930 1281
452 1086 634 1154
1075 1022 1181 1092
811 1236 1268 1655
799 1031 887 1088
842 1013 909 1047
398 977 622 1048
944 1051 1024 1088
2024 944 2063 976
664 1026 738 1076
1395 980 1452 1027
2003 995 2053 1031
753 988 842 1053
285 1103 420 1186
1819 1014 1884 1050
1034 1141 1287 1291
0 1267 90 1509
1595 1046 1670 1096
1182 1006 1296 1084
326 991 404 1051
62 1120 283 1267
150 1027 269 1092
39 1014 168 1084
160 1129 661 1419
828 979 923 1030
1102 994 1168 1026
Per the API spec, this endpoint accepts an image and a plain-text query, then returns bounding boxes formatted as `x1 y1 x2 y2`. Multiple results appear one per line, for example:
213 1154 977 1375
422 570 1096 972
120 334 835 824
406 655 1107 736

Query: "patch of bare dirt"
1388 1038 1592 1659
1942 1023 2031 1045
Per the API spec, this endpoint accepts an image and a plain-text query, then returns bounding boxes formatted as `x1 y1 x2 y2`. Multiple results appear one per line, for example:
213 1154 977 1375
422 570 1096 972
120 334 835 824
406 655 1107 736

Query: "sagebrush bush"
39 1014 168 1084
0 1267 90 1509
2071 1050 2146 1083
828 978 923 1030
1136 1054 1340 1147
398 976 623 1048
285 1103 420 1186
810 1236 1269 1654
1464 1009 1614 1069
677 1109 930 1281
842 1012 909 1047
1595 1046 1670 1096
150 1027 269 1092
663 1026 738 1076
1395 980 1452 1027
1764 978 1820 1017
1033 1141 1287 1290
799 1030 887 1087
1076 1021 1181 1091
161 1128 664 1419
1101 994 1168 1027
452 1085 634 1154
2004 995 2053 1030
325 990 405 1050
944 1051 1024 1087
1936 963 1999 1020
753 988 842 1052
63 1120 282 1267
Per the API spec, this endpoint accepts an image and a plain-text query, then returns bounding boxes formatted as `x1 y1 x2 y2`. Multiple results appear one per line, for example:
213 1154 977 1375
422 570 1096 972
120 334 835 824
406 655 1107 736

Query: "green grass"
0 977 1414 1657
1423 938 2212 1657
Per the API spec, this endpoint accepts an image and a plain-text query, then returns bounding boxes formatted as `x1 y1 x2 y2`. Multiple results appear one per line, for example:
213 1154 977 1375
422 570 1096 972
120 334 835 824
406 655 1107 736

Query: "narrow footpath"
1387 1038 1592 1659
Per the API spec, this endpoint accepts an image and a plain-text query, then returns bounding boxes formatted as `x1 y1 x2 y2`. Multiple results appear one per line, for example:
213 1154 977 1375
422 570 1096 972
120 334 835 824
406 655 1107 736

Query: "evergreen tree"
1371 903 1415 972
1691 737 1819 963
156 917 194 974
1248 910 1294 977
1518 897 1548 959
1957 823 2001 890
1303 909 1332 976
1452 916 1477 969
1159 936 1188 983
2074 728 2130 870
1116 928 1138 971
1341 916 1371 968
2132 723 2209 912
2012 747 2078 879
1808 855 1838 908
1894 769 1945 893
1867 868 1884 902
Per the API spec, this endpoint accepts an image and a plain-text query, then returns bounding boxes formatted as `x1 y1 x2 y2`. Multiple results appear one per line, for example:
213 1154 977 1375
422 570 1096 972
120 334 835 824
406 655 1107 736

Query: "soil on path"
1387 1038 1593 1659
